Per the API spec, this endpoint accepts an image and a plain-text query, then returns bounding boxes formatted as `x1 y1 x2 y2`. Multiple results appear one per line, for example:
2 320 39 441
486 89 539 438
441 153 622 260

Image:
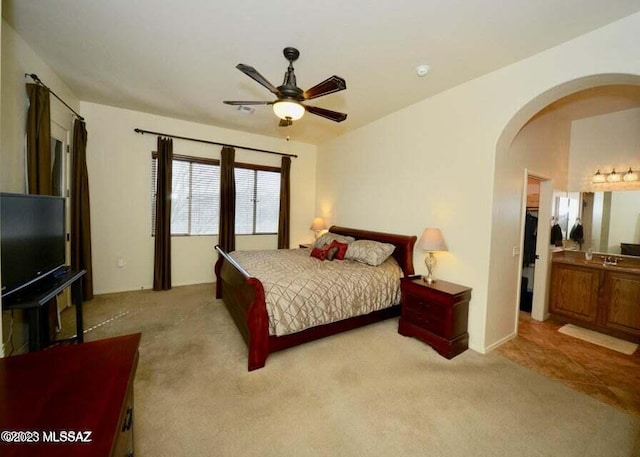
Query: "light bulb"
623 167 639 182
606 169 621 183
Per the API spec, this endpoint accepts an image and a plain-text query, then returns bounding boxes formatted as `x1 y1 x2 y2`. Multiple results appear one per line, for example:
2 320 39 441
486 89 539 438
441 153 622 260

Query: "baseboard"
483 332 517 353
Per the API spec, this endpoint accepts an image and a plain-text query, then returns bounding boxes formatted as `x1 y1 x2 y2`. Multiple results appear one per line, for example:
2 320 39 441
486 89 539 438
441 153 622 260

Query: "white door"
531 178 553 321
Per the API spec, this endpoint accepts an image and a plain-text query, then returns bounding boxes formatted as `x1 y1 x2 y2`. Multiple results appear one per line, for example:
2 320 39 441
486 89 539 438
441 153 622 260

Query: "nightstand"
398 277 472 359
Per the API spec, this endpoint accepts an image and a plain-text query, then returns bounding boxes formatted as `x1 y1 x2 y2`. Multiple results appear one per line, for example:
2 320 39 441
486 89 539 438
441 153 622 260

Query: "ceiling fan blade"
279 118 293 127
303 76 346 100
236 64 279 95
223 101 272 106
305 105 347 122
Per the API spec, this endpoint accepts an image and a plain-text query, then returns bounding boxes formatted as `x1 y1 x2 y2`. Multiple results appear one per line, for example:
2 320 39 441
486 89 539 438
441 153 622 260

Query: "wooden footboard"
214 246 269 370
214 226 417 371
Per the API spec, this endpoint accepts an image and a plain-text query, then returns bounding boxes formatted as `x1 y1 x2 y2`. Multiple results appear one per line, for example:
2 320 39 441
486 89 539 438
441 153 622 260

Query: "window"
235 167 281 235
151 155 281 236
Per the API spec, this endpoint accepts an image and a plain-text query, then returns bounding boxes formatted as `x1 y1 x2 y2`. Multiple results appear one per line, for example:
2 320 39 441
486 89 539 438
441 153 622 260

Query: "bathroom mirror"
578 190 640 255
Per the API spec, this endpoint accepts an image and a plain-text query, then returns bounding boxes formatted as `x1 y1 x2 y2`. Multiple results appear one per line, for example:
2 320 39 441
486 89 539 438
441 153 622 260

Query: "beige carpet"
558 324 638 355
69 284 640 457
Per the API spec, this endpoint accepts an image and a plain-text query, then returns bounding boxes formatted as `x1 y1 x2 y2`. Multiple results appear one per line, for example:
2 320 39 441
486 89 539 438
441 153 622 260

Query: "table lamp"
416 228 447 284
310 217 327 239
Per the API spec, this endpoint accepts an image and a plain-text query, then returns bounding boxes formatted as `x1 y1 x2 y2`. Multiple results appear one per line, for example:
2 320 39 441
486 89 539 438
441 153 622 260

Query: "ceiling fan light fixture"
273 100 305 121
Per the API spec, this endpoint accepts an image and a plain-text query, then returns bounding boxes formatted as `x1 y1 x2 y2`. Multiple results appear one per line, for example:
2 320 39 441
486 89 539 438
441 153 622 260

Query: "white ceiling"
4 1 640 145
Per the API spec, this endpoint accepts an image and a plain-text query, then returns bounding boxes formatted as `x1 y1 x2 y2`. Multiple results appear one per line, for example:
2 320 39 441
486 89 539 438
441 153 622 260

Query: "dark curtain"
26 83 52 195
70 119 94 300
219 146 236 252
153 137 173 290
277 156 291 249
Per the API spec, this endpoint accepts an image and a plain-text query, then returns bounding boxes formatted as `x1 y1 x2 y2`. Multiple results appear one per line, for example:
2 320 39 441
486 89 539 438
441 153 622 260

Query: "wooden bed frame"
214 226 417 371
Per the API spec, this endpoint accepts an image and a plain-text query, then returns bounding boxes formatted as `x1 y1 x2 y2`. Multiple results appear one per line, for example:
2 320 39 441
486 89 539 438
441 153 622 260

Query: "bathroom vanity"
549 250 640 344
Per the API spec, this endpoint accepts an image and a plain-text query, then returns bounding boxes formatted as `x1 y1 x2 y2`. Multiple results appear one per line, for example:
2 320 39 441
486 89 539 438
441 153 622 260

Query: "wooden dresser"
398 277 472 359
0 333 141 457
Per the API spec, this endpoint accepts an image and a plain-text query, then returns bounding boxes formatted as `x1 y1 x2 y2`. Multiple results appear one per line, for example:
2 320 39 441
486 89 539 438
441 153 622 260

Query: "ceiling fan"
224 47 347 127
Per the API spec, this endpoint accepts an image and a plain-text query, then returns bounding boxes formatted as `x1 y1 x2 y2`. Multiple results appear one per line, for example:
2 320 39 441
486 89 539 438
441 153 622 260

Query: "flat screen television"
1 192 66 298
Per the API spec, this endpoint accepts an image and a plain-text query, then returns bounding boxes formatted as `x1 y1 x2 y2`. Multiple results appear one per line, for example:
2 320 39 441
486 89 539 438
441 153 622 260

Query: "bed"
214 226 417 370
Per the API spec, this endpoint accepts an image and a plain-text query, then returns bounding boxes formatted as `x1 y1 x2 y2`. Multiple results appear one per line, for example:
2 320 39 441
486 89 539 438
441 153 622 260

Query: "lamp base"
422 275 436 284
423 252 437 284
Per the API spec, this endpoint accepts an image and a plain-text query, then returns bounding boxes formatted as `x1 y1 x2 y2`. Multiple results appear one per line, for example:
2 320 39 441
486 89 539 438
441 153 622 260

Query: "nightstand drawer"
403 303 446 334
402 281 457 308
403 291 447 317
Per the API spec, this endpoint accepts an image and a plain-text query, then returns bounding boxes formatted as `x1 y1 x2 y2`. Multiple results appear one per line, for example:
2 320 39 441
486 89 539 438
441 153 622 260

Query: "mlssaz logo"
42 431 92 443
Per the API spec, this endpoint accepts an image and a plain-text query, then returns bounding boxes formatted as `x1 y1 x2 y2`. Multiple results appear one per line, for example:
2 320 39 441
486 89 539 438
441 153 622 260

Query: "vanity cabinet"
550 256 640 343
602 271 640 338
549 263 600 323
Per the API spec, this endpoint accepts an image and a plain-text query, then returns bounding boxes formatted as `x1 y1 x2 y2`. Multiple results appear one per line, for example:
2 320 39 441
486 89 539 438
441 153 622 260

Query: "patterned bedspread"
230 249 403 337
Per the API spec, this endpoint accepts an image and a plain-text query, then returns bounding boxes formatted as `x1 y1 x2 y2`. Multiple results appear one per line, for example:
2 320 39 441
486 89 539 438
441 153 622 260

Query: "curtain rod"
134 128 297 158
25 73 84 121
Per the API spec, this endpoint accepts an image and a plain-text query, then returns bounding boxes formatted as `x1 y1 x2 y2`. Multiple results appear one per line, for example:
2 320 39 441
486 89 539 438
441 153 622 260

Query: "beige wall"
317 12 640 352
1 18 78 192
82 102 317 294
568 107 640 192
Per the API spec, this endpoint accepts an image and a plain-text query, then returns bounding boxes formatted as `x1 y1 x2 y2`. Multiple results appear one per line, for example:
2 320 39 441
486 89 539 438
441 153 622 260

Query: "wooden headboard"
329 226 417 276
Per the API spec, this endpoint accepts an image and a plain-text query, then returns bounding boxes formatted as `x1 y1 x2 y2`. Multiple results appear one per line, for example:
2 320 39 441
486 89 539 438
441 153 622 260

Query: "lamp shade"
273 100 305 121
417 228 447 252
310 217 327 231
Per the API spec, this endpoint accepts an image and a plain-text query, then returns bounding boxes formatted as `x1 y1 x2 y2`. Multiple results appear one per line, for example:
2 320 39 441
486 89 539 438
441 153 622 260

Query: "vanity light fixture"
592 167 639 184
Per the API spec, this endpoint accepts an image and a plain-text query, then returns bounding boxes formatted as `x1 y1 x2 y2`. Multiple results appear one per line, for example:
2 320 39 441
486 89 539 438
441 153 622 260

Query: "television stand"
2 269 86 352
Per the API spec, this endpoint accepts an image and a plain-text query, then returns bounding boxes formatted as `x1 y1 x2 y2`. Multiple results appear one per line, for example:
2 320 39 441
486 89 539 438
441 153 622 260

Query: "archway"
486 73 640 349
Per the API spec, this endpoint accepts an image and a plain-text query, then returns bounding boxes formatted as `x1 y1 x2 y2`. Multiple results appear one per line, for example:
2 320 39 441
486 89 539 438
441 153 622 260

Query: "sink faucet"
601 256 621 266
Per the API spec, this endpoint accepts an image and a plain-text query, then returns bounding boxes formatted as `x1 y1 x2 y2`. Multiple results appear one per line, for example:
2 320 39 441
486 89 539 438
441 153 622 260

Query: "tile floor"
495 312 640 417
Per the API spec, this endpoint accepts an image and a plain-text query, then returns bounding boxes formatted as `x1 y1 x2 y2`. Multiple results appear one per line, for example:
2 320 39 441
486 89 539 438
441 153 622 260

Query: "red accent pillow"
310 243 340 261
328 241 349 260
310 247 329 260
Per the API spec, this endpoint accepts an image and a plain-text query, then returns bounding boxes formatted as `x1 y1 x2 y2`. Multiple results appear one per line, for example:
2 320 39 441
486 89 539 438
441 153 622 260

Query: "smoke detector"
416 65 430 77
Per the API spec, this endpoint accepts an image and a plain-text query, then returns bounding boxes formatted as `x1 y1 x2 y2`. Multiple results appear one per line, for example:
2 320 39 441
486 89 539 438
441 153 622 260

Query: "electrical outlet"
117 257 125 268
512 246 520 257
